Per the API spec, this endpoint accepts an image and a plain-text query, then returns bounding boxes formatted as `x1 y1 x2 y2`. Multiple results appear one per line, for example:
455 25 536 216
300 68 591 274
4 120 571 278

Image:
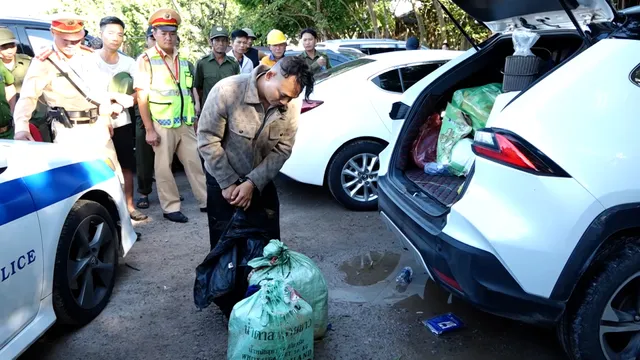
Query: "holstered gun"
48 107 73 129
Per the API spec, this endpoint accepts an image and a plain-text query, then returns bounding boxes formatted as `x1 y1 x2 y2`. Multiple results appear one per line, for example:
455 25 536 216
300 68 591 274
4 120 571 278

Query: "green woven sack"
248 240 329 339
436 102 472 167
227 279 314 360
451 83 502 131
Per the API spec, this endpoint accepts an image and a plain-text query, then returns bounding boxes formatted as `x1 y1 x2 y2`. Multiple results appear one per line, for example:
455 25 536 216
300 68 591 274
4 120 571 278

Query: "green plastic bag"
248 240 329 339
451 83 502 131
448 138 475 177
436 103 472 167
228 279 314 360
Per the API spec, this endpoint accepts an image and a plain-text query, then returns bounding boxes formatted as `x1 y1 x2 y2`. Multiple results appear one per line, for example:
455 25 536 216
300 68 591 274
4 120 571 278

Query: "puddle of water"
339 251 401 286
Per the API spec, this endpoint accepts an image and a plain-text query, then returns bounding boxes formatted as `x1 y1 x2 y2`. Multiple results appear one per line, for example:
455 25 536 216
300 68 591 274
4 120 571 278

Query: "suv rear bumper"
379 178 565 326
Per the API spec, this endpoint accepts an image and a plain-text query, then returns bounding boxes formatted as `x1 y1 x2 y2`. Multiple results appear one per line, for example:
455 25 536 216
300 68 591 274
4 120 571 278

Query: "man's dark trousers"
135 106 154 197
205 171 280 250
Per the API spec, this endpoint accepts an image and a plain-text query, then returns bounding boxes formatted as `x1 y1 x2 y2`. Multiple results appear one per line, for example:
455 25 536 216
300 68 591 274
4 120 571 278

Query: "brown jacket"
197 65 300 191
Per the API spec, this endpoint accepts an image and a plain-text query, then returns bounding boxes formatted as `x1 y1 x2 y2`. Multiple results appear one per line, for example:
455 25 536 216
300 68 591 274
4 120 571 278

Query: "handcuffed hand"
222 184 238 203
230 180 254 210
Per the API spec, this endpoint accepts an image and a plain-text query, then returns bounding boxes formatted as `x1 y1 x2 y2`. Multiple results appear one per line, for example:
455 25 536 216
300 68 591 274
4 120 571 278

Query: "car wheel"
562 238 640 360
327 140 385 211
52 200 119 326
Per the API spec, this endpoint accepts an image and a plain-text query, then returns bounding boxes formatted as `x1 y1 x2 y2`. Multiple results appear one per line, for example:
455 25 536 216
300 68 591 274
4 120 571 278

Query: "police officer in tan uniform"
13 13 128 168
135 9 207 223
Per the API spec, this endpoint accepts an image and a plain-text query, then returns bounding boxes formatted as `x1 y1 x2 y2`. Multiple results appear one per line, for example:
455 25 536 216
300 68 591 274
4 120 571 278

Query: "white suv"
378 1 640 359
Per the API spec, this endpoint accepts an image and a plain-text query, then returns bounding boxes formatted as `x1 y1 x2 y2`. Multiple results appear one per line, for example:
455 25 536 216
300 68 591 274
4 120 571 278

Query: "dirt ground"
20 174 567 360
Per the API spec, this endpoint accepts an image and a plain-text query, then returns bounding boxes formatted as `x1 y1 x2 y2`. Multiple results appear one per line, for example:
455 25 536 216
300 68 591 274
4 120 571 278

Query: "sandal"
130 210 148 221
136 196 149 209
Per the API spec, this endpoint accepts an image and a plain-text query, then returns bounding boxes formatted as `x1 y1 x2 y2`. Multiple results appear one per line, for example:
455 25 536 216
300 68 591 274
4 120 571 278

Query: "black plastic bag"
193 206 275 314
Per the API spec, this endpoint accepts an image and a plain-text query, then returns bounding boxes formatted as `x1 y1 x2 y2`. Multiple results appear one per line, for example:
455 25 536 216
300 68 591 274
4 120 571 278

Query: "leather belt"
0 124 11 133
66 109 98 119
69 119 97 125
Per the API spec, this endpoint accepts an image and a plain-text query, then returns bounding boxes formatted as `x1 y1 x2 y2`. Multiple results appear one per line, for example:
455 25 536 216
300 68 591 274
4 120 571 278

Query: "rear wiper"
519 17 538 30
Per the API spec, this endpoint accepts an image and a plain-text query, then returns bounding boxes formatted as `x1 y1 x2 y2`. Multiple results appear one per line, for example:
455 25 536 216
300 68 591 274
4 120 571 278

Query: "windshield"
315 58 375 84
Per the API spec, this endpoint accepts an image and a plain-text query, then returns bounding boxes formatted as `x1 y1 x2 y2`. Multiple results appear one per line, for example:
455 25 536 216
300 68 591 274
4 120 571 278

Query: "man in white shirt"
78 16 147 221
227 29 254 74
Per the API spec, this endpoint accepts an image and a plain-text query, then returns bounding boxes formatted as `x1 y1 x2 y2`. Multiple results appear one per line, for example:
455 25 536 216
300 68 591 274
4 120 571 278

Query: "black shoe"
136 232 142 241
180 195 184 201
200 207 207 213
163 211 189 223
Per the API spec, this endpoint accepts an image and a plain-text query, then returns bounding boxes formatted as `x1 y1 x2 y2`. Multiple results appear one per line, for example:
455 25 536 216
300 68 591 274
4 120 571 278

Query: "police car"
0 140 137 359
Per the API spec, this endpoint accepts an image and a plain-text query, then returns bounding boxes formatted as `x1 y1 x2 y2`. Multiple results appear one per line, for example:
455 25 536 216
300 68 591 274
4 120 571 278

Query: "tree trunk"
222 0 228 26
460 36 471 51
432 0 447 48
365 0 381 38
315 0 329 39
411 0 426 46
381 0 391 38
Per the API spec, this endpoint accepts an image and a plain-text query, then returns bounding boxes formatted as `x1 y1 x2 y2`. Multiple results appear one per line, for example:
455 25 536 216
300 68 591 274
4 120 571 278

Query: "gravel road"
20 173 567 360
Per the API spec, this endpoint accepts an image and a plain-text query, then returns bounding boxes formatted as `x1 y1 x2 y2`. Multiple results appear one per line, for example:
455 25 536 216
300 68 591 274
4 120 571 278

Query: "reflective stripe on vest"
146 48 195 128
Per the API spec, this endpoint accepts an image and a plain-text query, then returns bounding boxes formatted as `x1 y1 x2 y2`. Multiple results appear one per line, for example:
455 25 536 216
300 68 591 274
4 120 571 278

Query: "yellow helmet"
266 29 286 45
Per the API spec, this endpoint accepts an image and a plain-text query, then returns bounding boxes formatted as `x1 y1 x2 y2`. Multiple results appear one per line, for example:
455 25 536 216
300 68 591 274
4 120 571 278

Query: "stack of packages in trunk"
412 83 503 177
227 240 329 360
413 29 544 178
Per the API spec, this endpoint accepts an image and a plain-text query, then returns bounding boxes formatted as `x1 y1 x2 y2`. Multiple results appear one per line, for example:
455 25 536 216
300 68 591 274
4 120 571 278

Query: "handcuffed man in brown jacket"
197 56 314 249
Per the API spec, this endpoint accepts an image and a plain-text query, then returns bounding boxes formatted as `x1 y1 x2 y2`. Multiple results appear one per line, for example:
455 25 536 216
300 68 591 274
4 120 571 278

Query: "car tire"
52 200 119 326
561 237 640 360
327 140 385 211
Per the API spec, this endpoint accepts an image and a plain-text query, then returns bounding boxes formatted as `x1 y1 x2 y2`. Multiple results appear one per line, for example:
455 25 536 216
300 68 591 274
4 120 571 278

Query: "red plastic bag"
411 113 442 168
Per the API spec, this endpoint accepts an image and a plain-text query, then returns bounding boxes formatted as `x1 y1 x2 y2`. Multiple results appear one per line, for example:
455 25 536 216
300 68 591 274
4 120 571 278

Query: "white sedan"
0 140 137 359
281 50 463 210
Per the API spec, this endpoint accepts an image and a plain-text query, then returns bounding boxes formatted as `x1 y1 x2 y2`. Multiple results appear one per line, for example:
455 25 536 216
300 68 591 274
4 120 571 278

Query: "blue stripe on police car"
0 160 115 227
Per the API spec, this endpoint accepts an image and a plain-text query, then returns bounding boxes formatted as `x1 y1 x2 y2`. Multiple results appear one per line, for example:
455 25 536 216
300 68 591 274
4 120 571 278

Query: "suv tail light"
301 100 324 114
472 129 570 177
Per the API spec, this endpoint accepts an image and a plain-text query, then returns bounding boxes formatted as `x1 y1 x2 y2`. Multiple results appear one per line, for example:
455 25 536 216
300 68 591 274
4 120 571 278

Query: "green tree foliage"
49 0 237 61
417 0 490 49
48 0 492 58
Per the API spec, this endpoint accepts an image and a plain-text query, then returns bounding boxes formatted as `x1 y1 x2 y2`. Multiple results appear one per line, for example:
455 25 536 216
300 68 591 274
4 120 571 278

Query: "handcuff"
235 177 256 189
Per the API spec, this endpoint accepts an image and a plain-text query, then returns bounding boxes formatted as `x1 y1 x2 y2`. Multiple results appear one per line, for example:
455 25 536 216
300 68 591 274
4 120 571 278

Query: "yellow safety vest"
146 47 195 128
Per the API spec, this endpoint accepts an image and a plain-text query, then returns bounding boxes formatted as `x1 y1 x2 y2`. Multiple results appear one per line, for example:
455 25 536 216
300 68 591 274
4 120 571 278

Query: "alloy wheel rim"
600 271 640 359
67 215 116 309
341 152 379 203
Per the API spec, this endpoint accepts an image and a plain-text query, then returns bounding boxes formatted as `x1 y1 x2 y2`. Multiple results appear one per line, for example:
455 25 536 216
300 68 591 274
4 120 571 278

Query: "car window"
315 58 375 84
371 69 402 93
400 63 445 90
25 28 53 54
337 49 365 60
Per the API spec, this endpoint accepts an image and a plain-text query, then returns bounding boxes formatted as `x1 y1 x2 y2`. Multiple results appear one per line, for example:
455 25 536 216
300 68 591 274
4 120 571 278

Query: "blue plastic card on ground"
423 313 464 335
